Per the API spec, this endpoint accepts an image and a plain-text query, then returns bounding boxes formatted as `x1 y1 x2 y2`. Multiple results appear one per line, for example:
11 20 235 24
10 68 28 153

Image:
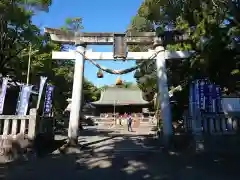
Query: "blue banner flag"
43 84 54 117
215 85 222 113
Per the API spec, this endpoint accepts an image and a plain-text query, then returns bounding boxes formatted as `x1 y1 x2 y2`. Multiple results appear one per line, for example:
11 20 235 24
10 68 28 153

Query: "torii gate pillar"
68 45 85 145
155 45 172 143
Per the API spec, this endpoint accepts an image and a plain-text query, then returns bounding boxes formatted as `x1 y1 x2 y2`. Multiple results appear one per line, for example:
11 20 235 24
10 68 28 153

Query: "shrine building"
91 87 152 125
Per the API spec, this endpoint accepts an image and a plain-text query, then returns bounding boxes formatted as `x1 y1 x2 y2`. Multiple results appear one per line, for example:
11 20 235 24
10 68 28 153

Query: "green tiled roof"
91 87 149 105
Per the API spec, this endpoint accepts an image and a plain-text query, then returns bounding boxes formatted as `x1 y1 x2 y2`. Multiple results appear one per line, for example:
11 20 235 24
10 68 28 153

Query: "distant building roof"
91 87 149 105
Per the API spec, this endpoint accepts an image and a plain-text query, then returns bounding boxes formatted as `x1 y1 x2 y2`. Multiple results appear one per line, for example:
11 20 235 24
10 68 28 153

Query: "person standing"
127 113 133 132
119 114 123 126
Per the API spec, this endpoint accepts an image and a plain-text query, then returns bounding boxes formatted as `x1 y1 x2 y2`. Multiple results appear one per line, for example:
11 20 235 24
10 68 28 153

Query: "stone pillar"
155 45 172 144
68 45 85 146
28 108 38 140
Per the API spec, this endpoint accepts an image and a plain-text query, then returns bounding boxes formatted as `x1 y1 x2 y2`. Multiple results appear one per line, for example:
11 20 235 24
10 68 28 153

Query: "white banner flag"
0 78 8 114
36 76 47 110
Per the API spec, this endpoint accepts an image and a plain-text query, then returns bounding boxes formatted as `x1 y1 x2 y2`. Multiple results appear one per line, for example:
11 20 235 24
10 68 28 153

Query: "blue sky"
32 0 144 87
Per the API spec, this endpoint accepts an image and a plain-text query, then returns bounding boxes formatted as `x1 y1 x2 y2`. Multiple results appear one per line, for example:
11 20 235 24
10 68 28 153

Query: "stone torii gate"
44 28 191 145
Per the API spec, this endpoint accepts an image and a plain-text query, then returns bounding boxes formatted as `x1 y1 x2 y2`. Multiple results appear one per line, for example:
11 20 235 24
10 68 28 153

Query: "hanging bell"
115 76 122 85
134 69 142 79
97 69 103 78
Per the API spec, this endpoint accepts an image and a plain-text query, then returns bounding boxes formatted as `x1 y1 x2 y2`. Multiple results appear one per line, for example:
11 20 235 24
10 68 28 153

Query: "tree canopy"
0 0 99 115
128 0 240 118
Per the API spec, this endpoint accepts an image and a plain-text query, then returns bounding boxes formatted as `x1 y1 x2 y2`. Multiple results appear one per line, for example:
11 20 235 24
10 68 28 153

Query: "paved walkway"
1 126 240 180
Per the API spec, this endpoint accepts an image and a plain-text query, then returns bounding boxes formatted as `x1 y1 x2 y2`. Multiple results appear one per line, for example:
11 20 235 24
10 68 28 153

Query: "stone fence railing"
0 108 38 140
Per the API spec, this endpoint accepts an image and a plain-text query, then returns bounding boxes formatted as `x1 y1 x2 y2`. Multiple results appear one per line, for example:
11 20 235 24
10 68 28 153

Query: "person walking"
127 113 133 132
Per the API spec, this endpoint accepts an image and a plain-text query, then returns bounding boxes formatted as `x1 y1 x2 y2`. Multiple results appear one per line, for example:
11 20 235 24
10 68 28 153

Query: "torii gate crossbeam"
45 28 191 146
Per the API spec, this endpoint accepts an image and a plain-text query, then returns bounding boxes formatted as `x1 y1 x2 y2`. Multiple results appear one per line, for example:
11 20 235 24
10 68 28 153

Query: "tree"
61 17 84 32
83 78 100 103
129 0 240 120
0 0 52 76
1 1 99 116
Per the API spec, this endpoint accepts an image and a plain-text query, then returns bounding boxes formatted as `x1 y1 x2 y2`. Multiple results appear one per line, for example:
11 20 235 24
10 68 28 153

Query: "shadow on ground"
1 128 240 180
55 126 119 136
